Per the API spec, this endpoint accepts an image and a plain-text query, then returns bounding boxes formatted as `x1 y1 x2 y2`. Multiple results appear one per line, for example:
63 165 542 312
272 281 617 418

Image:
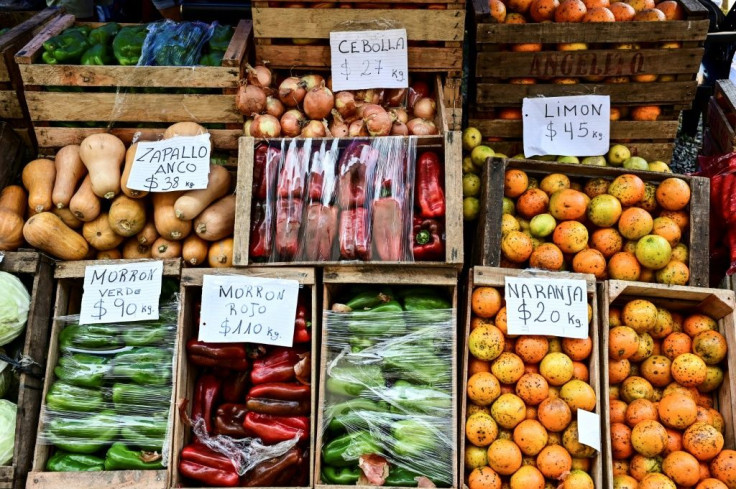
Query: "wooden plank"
480 140 675 162
470 119 679 140
232 136 254 267
716 80 736 115
26 470 167 489
54 258 182 279
472 158 505 267
445 130 464 265
475 49 703 79
15 14 75 65
222 19 252 68
0 122 24 190
252 8 464 41
0 9 61 83
688 176 710 288
323 266 459 284
0 90 22 119
34 127 242 151
708 97 736 153
181 266 315 286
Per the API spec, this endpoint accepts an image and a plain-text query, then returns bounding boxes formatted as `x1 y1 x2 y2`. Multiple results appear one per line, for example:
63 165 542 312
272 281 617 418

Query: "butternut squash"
96 249 122 260
152 237 182 259
152 192 191 241
108 195 146 237
83 213 125 251
69 176 101 222
23 212 89 260
22 158 56 213
52 207 83 229
208 237 233 267
136 220 158 246
194 194 236 241
122 238 152 259
174 165 232 220
163 122 207 139
52 145 86 209
0 186 26 250
121 142 148 199
79 133 126 199
182 235 209 266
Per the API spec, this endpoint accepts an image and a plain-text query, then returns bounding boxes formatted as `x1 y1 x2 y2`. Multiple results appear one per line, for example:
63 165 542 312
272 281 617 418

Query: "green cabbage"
0 272 30 347
0 399 15 465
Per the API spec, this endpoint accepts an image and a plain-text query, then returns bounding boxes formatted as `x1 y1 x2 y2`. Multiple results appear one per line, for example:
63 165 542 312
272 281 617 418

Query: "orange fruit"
572 361 589 381
529 243 564 271
487 439 523 475
625 399 659 427
656 178 691 211
538 397 572 432
555 0 588 21
561 337 593 361
710 450 736 488
651 307 674 339
499 107 524 117
469 357 492 376
692 330 728 365
539 352 574 386
663 451 701 486
517 188 550 219
552 221 589 254
630 332 654 362
471 317 495 331
540 173 571 195
591 228 624 258
631 105 661 121
664 428 683 456
466 412 500 447
610 399 628 423
699 365 725 393
536 445 572 479
469 325 505 361
656 0 683 18
629 454 663 481
511 43 543 52
697 479 729 489
562 421 595 458
609 174 646 206
495 307 508 334
671 353 707 387
510 465 545 489
652 217 681 247
572 248 607 279
609 325 640 360
469 372 503 406
507 0 534 12
491 393 527 429
615 474 640 489
659 209 689 231
530 0 560 21
658 392 698 429
490 0 508 21
514 419 549 456
634 7 665 20
472 287 503 319
684 422 724 462
468 466 502 489
618 207 654 240
609 358 631 383
561 470 595 489
588 193 623 226
612 459 630 476
663 332 692 360
549 189 589 220
559 379 596 413
491 352 526 384
583 5 615 20
632 419 668 457
623 299 658 333
505 169 529 198
640 355 673 387
584 177 610 198
639 473 677 489
683 314 718 337
621 376 655 402
515 336 550 364
656 260 690 285
611 421 634 458
610 1 636 19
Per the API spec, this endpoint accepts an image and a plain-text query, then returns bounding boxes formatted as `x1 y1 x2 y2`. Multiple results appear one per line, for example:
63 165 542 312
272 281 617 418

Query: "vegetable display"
320 286 454 487
0 272 30 347
177 291 312 487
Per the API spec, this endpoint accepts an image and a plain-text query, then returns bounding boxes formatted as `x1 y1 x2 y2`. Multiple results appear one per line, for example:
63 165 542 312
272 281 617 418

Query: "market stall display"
706 80 736 156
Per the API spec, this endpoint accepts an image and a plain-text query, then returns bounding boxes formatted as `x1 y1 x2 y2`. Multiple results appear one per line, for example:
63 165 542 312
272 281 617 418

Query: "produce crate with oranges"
461 267 601 489
706 80 736 156
601 280 736 489
473 157 710 286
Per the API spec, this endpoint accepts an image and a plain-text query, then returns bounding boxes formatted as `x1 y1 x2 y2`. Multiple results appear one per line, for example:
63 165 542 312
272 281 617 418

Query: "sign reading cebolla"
127 133 211 192
199 275 299 347
79 260 163 325
504 276 589 339
330 29 408 92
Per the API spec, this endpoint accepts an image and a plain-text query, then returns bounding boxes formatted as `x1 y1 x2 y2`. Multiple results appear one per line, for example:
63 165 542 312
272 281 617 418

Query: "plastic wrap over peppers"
249 137 447 263
320 287 454 487
38 302 178 472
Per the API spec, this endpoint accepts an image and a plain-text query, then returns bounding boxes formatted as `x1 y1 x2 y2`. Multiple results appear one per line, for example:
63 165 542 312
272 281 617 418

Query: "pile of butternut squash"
0 122 236 267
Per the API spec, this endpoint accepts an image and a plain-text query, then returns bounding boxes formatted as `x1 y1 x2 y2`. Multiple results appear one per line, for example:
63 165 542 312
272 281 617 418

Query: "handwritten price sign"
504 276 589 339
127 133 211 192
199 275 299 347
330 29 408 92
79 261 163 325
522 95 610 157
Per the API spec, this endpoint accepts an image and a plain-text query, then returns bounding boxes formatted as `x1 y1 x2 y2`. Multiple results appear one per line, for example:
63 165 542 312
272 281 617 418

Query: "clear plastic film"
321 296 454 487
274 139 312 261
38 302 179 470
138 20 214 67
696 152 736 275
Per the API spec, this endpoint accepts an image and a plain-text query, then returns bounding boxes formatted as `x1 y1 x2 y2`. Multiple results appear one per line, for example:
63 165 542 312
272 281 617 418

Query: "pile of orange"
607 299 734 489
465 285 597 489
500 170 692 284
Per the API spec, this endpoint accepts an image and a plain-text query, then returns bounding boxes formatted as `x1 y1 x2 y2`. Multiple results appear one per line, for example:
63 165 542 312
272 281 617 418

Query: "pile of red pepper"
178 295 312 487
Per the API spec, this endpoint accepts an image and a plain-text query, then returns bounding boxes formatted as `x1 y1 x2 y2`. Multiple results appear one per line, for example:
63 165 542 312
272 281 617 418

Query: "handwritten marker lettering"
330 29 408 92
127 133 211 192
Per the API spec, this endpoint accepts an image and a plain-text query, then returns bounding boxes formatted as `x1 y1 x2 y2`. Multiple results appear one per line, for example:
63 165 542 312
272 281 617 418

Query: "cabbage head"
0 399 15 465
0 272 29 347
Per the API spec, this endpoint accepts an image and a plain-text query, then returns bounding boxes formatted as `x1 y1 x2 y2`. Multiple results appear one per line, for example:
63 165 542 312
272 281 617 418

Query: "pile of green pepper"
321 287 454 487
40 304 177 472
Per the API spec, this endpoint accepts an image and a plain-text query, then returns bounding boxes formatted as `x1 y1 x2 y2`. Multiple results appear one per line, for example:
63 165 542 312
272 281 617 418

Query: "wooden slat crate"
252 0 464 73
169 267 317 489
600 280 736 489
473 157 710 287
460 267 602 489
707 80 736 154
14 15 252 151
232 130 463 267
478 139 677 163
26 258 182 489
0 252 54 489
315 266 459 489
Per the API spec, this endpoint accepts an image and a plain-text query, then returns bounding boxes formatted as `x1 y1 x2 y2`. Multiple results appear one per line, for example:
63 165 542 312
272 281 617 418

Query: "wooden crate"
460 267 602 489
0 121 26 191
315 266 459 489
0 252 54 489
14 15 252 151
169 267 317 488
599 280 736 489
473 157 710 287
708 80 736 154
252 0 464 73
232 130 463 267
26 258 182 489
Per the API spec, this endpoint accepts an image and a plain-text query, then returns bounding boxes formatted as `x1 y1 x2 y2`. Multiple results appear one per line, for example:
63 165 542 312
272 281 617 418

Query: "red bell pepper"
243 448 303 487
277 144 307 198
250 347 303 384
253 144 281 201
301 203 338 261
249 202 273 260
179 444 239 487
412 217 445 261
415 151 445 218
243 412 308 444
248 382 310 400
339 208 371 260
275 198 303 260
338 141 378 209
187 340 249 371
372 193 403 261
221 370 250 404
246 381 311 416
293 303 311 343
191 373 222 435
214 403 250 438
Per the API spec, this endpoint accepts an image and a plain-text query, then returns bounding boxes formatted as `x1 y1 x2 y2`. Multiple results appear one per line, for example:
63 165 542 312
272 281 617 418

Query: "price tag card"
577 409 601 451
522 95 610 157
330 29 408 92
504 276 589 339
199 275 299 347
80 261 163 325
127 133 211 192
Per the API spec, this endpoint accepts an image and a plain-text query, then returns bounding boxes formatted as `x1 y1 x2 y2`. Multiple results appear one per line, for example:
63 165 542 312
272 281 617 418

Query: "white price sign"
127 133 211 192
330 29 408 92
522 95 610 157
504 276 589 339
199 275 299 347
79 261 163 325
577 409 601 451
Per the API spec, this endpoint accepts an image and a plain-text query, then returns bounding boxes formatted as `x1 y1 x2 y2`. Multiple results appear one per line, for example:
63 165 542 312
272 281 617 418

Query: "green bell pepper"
385 467 422 487
349 336 374 353
112 25 147 66
383 381 452 414
59 323 123 352
112 383 171 411
326 399 389 432
46 382 102 412
343 288 396 311
322 431 380 467
46 451 104 472
208 25 232 51
321 466 361 484
326 364 384 397
402 293 451 311
81 44 114 65
104 443 163 470
54 354 108 388
120 413 168 451
46 410 118 454
88 22 120 45
121 323 169 347
112 348 172 385
382 345 450 386
42 29 89 64
199 51 224 66
391 419 438 456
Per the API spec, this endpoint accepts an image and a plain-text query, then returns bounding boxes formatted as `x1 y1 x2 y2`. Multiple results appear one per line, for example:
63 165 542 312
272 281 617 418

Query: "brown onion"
266 96 285 118
335 91 357 119
359 103 384 120
251 114 281 138
386 88 407 107
358 89 381 105
303 85 334 120
329 110 349 137
280 109 306 137
406 118 438 136
365 109 392 137
235 84 266 116
300 74 325 91
390 108 409 124
245 64 272 88
409 80 431 108
279 77 307 107
391 121 409 136
349 119 368 137
301 120 326 138
413 97 437 120
243 119 253 137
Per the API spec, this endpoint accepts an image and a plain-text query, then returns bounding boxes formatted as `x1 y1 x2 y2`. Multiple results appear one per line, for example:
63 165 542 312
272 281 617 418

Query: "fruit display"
319 285 455 487
604 289 735 489
237 66 441 138
463 274 599 489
